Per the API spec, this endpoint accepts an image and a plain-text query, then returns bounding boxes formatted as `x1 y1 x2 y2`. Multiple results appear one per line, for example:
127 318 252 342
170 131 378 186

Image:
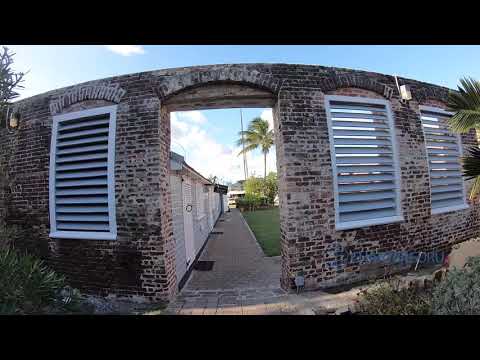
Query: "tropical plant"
432 256 480 315
447 77 480 199
0 46 25 127
236 117 274 179
354 278 433 315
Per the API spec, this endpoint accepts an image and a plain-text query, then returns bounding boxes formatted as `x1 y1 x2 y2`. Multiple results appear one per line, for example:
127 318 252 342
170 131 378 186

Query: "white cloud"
261 109 274 131
105 45 145 56
170 111 276 184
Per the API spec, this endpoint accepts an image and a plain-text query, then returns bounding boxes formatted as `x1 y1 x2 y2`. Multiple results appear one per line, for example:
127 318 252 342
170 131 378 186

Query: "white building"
169 152 227 289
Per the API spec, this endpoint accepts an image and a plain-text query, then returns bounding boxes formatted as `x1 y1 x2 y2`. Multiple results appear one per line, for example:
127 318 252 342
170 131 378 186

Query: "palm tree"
236 117 274 179
447 77 480 199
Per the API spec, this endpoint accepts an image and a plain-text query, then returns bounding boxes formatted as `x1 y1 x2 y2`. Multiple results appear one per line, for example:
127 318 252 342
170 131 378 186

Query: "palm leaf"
447 77 480 133
462 146 480 199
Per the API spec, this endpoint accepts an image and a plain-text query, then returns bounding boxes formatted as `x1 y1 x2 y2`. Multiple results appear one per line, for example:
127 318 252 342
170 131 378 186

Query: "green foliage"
237 192 264 211
243 172 278 205
355 278 432 315
0 247 83 314
0 47 25 127
237 117 275 178
461 147 480 199
263 172 278 205
447 77 480 198
432 256 480 315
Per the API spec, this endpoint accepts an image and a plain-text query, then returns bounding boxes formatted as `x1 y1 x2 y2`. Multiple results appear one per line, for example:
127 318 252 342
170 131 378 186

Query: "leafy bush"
355 278 432 315
237 193 265 211
0 247 82 314
432 256 480 315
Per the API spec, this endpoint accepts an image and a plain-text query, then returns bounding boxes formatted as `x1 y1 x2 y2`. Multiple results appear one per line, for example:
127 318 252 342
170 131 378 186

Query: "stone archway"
153 71 285 297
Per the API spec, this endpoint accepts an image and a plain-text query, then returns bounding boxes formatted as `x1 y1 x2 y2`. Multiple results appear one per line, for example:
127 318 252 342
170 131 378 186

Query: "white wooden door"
182 179 195 268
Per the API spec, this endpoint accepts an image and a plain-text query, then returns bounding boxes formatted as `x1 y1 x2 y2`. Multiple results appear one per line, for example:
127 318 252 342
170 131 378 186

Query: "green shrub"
0 247 82 314
237 193 265 211
432 256 480 315
355 278 432 315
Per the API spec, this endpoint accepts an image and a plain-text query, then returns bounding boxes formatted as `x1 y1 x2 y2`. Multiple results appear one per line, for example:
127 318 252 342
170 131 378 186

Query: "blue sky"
7 45 480 183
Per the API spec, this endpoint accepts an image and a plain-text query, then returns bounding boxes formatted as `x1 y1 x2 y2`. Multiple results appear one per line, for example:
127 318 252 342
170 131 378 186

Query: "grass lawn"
242 207 280 257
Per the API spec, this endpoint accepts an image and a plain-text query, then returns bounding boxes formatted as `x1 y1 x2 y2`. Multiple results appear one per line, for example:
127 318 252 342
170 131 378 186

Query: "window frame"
49 105 118 241
419 105 469 215
325 94 404 231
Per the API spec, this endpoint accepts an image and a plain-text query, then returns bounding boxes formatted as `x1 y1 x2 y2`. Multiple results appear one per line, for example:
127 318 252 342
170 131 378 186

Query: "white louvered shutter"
325 96 403 230
420 107 467 214
49 105 117 240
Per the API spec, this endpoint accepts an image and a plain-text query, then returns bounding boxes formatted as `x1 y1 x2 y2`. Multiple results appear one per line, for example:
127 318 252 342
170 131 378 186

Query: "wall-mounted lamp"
9 111 20 129
394 75 412 104
399 84 412 101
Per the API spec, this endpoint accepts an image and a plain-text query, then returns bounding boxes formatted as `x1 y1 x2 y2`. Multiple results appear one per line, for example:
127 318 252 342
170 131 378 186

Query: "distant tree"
244 176 264 197
263 172 278 205
236 117 274 179
447 77 480 199
0 47 25 127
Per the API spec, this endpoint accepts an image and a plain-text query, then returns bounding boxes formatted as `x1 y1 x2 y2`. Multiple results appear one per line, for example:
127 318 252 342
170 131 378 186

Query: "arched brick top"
154 69 282 100
413 86 450 104
319 74 395 99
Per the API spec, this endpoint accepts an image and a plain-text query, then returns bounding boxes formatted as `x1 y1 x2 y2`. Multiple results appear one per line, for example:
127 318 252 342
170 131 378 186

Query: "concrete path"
164 208 361 315
183 208 281 290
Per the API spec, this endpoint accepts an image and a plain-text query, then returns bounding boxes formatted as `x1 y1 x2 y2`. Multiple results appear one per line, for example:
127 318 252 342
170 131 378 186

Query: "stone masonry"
1 63 479 302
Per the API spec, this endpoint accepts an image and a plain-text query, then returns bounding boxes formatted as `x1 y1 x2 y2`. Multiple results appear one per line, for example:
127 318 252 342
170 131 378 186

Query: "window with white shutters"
49 105 117 240
325 95 403 230
420 106 468 214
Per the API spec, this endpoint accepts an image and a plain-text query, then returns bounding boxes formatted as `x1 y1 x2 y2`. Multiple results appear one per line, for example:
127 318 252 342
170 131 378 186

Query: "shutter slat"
337 165 395 173
332 120 388 129
431 184 464 194
339 181 395 193
56 187 108 196
431 177 463 186
336 156 393 165
57 135 109 148
334 138 391 146
56 214 109 222
431 197 465 209
427 148 460 155
330 103 387 113
338 174 394 183
339 190 395 203
431 191 464 202
340 208 397 223
59 118 109 131
56 178 108 188
331 113 387 121
56 161 108 171
340 199 395 213
56 152 108 163
58 127 109 140
56 169 107 179
335 147 392 155
57 144 108 155
333 129 390 137
56 196 108 204
56 222 110 231
56 206 109 213
430 171 463 178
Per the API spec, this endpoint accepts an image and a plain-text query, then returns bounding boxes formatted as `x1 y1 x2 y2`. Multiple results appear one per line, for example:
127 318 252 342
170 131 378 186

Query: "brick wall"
1 63 479 301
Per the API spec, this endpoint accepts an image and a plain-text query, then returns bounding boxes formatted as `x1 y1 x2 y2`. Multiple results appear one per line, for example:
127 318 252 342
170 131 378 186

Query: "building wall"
169 174 187 283
1 63 479 301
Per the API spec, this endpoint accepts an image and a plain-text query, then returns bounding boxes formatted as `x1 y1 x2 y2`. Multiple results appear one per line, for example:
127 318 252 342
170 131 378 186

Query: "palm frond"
448 109 480 133
237 143 258 156
461 146 480 199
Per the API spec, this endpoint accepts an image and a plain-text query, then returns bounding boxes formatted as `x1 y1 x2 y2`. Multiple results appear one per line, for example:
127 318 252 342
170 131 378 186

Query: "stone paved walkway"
163 286 362 315
164 209 362 315
183 208 281 290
